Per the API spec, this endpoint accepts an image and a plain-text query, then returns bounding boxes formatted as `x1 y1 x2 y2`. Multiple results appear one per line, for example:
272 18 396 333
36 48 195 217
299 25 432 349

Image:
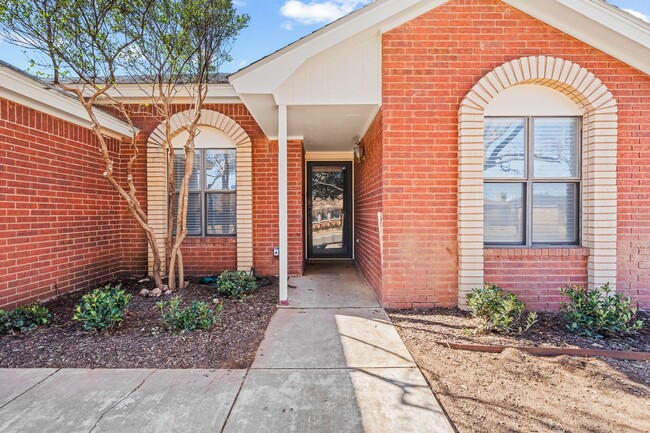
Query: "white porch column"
278 105 289 305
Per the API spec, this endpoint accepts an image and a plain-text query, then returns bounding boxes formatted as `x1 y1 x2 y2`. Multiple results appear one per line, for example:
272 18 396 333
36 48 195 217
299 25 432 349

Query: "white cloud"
281 22 294 31
623 8 649 22
280 0 371 25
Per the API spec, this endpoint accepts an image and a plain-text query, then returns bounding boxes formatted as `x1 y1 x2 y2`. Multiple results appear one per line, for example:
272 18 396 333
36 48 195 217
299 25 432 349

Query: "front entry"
307 162 352 259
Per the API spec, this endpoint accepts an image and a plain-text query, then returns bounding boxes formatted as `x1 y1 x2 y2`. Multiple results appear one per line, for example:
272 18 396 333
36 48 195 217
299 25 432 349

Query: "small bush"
216 271 257 299
0 303 51 334
560 283 644 338
467 284 538 334
0 310 11 334
157 297 222 332
10 303 51 332
73 284 132 332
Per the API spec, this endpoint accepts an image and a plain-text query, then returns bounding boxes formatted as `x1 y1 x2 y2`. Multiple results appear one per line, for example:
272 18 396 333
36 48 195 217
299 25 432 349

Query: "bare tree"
125 0 248 293
0 0 248 294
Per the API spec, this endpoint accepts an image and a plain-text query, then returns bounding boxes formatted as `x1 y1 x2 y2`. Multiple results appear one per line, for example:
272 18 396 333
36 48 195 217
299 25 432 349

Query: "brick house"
1 0 649 311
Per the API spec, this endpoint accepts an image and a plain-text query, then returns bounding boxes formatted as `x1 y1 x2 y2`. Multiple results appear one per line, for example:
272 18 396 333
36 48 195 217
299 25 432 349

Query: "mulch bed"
388 309 650 433
0 276 278 369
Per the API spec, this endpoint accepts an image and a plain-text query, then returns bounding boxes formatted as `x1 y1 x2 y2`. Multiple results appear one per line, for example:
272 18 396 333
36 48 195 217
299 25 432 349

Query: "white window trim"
483 115 582 247
174 147 238 238
147 109 253 273
458 56 618 309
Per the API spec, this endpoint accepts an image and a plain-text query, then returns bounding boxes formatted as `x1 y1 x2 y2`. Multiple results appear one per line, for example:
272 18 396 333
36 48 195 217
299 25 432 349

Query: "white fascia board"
230 0 447 94
99 83 241 105
504 0 650 74
0 66 135 139
232 0 649 98
238 93 280 139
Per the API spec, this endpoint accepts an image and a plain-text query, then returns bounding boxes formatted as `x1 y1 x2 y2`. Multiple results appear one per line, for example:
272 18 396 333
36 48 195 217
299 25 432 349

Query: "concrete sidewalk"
222 261 454 432
0 369 245 432
0 262 454 432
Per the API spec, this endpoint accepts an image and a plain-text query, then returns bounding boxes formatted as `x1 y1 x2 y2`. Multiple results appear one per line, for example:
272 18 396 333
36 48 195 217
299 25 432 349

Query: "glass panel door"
307 162 352 259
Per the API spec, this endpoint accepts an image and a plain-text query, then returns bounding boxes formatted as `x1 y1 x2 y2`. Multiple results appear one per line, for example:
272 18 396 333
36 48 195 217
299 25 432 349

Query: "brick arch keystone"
146 109 253 274
457 56 618 308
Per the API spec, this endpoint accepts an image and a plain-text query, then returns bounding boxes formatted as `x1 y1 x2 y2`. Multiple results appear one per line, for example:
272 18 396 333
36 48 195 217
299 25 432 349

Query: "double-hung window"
174 149 237 236
483 117 581 246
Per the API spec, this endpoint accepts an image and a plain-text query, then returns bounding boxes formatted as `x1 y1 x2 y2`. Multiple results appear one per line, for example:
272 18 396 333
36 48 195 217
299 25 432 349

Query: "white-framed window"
174 149 237 237
483 116 581 247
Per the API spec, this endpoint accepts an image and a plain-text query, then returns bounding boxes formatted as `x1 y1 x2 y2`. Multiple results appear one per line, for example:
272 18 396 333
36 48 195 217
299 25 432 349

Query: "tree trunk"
177 249 184 289
80 98 165 291
168 133 196 291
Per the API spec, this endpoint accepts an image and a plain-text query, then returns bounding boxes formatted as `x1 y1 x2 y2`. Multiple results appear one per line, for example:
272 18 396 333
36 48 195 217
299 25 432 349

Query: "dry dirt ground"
388 309 650 433
0 276 278 369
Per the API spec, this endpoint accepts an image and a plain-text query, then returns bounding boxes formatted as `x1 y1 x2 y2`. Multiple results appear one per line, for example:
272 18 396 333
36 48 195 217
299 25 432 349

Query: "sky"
0 0 648 74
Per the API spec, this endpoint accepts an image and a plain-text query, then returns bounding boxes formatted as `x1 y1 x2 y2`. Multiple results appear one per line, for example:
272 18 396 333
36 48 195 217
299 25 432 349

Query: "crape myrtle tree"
126 0 248 294
0 0 248 294
0 0 163 286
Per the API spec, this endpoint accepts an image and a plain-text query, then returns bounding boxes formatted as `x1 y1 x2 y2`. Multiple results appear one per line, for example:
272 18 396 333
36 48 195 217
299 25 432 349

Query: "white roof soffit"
503 0 650 74
98 83 241 105
229 0 448 94
0 64 136 139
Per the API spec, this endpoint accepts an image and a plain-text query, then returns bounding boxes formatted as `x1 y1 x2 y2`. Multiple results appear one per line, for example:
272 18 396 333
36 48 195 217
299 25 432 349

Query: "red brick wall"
484 249 589 311
179 238 237 275
0 98 124 309
292 142 305 275
382 0 650 309
252 139 304 277
1 101 303 309
127 104 304 278
118 114 148 275
355 110 384 299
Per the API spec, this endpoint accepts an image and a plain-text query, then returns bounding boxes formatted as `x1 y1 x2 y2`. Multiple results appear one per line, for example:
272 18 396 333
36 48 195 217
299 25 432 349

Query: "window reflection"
311 166 346 254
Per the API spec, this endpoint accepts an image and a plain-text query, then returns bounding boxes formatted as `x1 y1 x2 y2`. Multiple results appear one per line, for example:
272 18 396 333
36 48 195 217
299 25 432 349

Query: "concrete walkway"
224 261 454 432
0 262 454 432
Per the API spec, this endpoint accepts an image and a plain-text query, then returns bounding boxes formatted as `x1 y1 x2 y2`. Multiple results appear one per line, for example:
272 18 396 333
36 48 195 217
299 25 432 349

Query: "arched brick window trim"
146 109 253 274
457 56 618 308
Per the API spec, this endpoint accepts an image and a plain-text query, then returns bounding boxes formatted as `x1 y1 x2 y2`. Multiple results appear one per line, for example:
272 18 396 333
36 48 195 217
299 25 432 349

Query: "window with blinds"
174 149 237 237
484 117 580 246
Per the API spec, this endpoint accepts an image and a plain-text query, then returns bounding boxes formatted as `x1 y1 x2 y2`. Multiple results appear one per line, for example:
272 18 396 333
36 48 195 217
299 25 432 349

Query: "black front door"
307 162 352 259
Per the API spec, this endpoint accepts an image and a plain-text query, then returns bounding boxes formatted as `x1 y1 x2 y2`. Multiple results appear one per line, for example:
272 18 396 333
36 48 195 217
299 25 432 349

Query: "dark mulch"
0 276 278 369
387 309 650 433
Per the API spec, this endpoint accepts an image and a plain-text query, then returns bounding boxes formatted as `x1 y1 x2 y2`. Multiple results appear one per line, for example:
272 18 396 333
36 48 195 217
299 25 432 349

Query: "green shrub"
216 271 257 299
157 297 222 332
73 284 132 332
10 303 51 332
560 283 644 338
0 303 51 334
467 284 538 334
0 309 10 334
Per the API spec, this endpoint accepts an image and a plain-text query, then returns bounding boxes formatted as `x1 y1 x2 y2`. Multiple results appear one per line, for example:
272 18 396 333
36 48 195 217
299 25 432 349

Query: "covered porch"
229 4 402 304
